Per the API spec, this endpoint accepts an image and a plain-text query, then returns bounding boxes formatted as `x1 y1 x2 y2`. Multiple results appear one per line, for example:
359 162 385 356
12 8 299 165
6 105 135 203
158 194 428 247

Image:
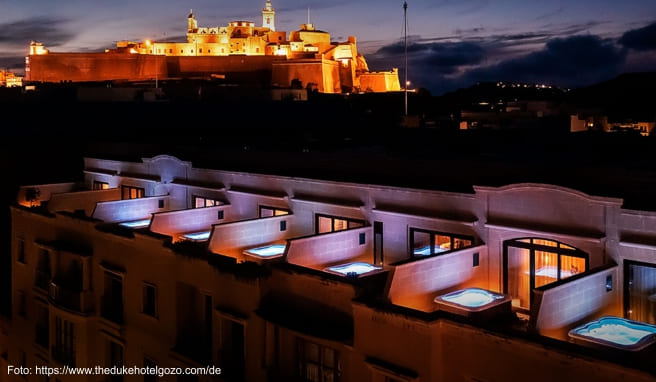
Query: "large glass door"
625 260 656 324
506 245 531 309
504 238 588 311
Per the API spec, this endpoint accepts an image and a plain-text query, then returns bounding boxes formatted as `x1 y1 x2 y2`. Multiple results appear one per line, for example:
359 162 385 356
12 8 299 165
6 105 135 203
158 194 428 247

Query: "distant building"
570 112 654 136
7 155 656 382
26 1 400 94
610 121 655 136
458 82 565 130
0 70 23 88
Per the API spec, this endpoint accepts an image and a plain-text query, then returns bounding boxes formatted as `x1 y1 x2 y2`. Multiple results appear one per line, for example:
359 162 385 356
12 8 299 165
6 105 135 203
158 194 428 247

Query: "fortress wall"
28 53 286 83
28 53 168 82
171 55 284 76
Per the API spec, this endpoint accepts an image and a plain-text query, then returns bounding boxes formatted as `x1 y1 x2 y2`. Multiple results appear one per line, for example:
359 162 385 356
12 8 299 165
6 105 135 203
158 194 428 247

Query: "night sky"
1 0 655 94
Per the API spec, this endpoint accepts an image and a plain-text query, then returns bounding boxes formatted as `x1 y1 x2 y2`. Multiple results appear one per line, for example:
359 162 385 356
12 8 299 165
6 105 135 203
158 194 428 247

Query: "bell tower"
187 9 198 32
262 0 275 31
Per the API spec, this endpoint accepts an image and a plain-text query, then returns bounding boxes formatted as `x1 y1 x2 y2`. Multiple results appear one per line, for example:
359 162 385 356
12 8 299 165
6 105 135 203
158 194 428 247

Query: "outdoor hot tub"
118 218 151 229
413 243 451 256
324 262 382 277
182 230 211 242
434 288 511 318
568 316 656 351
243 244 287 259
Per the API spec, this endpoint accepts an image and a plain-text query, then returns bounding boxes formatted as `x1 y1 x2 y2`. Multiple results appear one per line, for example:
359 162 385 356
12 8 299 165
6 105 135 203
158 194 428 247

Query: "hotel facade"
6 154 656 382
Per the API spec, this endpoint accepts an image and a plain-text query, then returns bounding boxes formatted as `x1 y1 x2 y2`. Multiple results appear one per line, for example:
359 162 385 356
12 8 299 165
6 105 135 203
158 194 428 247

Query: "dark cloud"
374 40 485 76
423 43 485 73
465 35 626 88
454 27 486 35
619 21 656 51
0 16 75 48
483 21 610 50
370 33 629 95
0 55 26 71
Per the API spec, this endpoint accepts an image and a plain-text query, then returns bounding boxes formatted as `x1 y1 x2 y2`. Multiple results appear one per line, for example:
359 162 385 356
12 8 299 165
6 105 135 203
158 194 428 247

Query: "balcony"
49 282 94 314
101 295 124 325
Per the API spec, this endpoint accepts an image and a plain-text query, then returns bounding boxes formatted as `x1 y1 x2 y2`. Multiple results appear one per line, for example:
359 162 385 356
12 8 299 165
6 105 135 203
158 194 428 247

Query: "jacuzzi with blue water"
324 262 382 277
182 230 211 241
243 244 287 259
434 288 511 317
568 316 656 351
118 218 151 229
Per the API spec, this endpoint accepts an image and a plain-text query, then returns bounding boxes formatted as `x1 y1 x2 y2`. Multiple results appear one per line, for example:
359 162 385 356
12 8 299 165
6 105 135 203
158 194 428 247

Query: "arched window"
504 237 588 311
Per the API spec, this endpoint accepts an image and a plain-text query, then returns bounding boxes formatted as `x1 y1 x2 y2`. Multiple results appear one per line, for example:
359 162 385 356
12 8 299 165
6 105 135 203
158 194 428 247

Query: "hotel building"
6 154 656 382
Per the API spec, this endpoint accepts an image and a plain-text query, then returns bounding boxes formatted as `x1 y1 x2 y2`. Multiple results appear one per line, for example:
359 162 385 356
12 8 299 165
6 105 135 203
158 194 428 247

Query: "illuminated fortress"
26 1 400 93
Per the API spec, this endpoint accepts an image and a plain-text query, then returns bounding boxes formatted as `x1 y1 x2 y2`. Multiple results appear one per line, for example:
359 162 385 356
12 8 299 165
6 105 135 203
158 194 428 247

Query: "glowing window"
410 228 474 257
259 206 290 217
121 185 144 200
93 181 109 190
193 195 223 208
315 214 365 234
504 238 588 310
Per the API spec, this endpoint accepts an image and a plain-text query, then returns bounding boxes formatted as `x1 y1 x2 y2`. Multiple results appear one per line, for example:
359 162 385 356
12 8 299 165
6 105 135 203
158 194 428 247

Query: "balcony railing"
101 295 124 325
49 282 93 314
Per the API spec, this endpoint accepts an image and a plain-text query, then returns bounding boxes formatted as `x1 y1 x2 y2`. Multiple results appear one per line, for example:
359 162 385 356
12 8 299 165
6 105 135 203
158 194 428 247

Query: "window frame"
259 205 290 218
503 237 589 311
54 316 75 366
623 259 656 323
93 181 110 190
16 238 26 264
141 282 158 318
296 337 340 382
314 213 365 235
121 185 145 200
192 195 223 208
409 227 474 257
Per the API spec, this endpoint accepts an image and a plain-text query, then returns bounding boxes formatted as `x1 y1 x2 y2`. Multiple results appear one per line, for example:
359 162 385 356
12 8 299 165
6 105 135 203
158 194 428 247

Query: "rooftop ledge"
372 206 477 226
485 219 605 243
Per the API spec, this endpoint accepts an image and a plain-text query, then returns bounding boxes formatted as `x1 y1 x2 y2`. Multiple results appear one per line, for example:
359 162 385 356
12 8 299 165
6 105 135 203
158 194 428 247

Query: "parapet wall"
286 226 373 269
387 245 489 312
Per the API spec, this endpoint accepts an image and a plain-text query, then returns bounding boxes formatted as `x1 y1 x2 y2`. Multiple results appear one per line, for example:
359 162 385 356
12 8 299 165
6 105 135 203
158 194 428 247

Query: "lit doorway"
624 260 656 324
503 238 588 310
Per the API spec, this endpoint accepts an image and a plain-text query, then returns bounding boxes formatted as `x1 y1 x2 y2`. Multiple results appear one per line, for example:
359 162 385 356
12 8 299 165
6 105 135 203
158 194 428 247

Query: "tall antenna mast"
307 7 311 24
404 1 408 117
